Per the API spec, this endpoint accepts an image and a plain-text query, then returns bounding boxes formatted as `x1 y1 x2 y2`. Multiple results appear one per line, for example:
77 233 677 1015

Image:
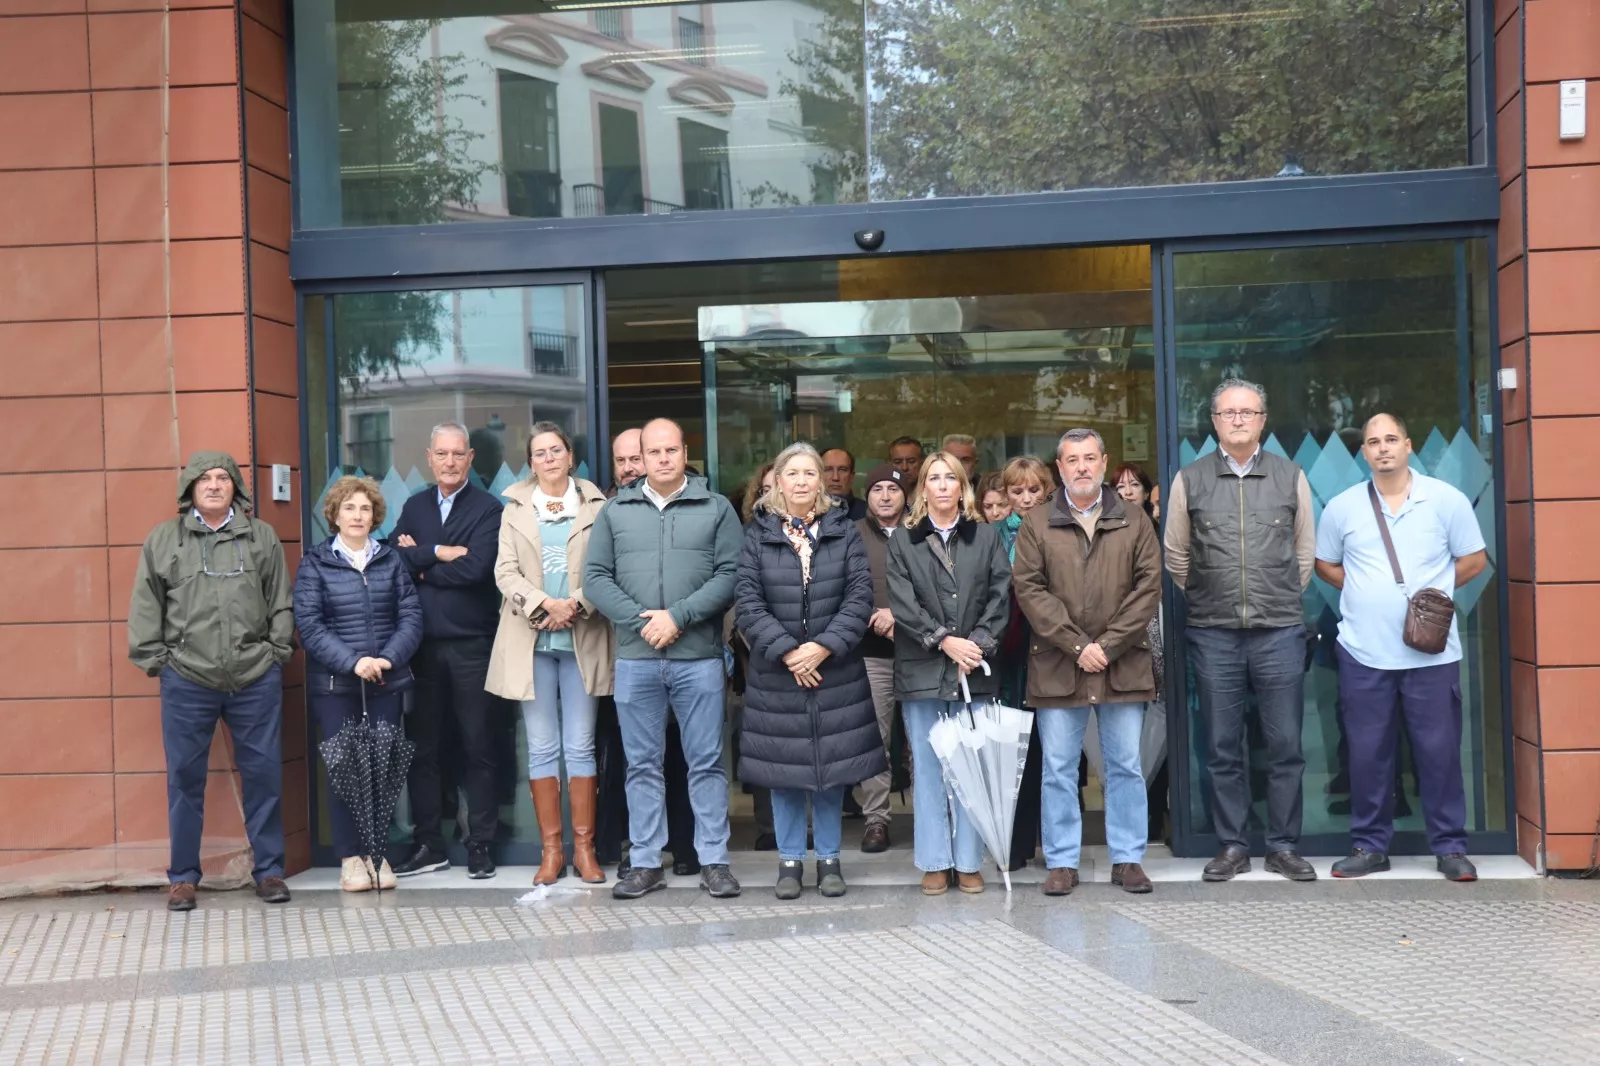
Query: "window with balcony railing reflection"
678 16 707 66
530 330 580 377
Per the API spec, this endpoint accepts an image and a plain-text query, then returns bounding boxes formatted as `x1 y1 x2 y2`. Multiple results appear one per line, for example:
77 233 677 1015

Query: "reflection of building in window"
347 410 393 475
594 9 625 39
531 330 580 377
598 104 646 215
679 120 731 210
811 164 838 205
678 16 707 66
498 70 561 218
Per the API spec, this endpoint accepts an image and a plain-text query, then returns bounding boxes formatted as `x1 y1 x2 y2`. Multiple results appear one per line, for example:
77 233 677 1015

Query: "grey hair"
941 433 976 449
1056 427 1105 456
1210 378 1267 413
429 421 470 449
764 442 834 517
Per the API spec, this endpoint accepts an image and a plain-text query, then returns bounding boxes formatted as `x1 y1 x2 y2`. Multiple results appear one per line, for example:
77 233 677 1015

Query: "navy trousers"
159 665 285 884
310 687 405 859
1335 643 1467 855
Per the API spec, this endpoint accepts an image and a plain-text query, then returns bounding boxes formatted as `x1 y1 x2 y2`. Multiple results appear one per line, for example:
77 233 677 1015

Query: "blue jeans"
310 687 404 859
903 699 983 874
1187 625 1307 851
613 657 731 869
771 787 845 861
521 651 597 779
1037 703 1148 870
159 665 285 884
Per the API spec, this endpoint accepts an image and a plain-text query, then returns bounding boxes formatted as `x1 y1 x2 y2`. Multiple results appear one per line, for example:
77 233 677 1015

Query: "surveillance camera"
853 229 885 251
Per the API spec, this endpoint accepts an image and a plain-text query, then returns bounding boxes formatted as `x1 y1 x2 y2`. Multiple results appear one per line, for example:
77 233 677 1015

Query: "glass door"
1159 236 1512 857
303 274 598 866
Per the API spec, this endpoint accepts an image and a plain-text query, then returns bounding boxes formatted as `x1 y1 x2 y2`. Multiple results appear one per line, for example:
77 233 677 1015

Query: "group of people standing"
127 376 1487 912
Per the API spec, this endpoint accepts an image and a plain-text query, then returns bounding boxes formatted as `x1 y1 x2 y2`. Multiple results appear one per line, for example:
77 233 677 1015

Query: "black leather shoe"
255 877 291 904
1202 844 1251 882
612 865 665 900
1437 853 1478 882
753 832 777 852
700 863 741 898
860 823 890 853
672 857 702 876
393 844 450 877
466 844 496 880
775 859 803 900
1331 848 1390 878
1265 850 1318 881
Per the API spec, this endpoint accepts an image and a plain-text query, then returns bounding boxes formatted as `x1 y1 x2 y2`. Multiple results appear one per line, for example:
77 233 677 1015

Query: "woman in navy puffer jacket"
294 475 422 892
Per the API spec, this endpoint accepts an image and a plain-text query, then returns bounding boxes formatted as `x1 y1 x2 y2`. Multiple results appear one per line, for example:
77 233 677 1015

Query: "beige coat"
486 476 615 700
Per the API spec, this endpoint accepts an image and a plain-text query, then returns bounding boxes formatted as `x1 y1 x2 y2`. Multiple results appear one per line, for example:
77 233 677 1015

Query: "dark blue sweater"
387 481 503 640
293 538 423 690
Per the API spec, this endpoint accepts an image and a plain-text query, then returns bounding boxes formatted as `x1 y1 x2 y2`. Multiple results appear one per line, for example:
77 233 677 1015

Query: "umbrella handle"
360 678 367 721
957 660 992 723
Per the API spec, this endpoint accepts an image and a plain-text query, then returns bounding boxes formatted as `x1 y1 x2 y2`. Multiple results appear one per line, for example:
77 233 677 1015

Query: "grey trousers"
858 656 898 827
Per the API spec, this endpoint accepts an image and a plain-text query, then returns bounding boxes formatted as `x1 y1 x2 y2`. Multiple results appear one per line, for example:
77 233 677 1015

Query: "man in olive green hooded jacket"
128 451 295 911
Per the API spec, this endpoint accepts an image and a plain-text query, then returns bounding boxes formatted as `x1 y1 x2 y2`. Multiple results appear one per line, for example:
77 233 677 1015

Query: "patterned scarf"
1000 511 1024 564
782 511 818 586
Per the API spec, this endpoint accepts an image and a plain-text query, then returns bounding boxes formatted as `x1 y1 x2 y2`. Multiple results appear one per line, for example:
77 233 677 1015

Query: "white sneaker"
340 856 373 893
374 858 397 890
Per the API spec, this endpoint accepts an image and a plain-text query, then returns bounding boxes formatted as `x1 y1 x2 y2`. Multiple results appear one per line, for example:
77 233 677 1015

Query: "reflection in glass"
1170 239 1503 845
295 0 1468 228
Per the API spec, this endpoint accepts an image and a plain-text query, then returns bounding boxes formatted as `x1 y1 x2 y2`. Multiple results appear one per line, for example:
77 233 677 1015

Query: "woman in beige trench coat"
487 421 614 885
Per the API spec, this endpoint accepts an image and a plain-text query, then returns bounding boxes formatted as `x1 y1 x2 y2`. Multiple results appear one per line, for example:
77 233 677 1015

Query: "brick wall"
0 0 302 888
1499 0 1600 871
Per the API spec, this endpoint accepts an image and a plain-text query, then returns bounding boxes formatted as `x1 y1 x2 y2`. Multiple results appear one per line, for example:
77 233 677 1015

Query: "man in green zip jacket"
128 451 295 912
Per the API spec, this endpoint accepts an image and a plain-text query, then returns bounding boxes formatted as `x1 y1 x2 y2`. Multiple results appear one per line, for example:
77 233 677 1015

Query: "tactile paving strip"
0 920 1286 1066
0 901 883 986
1111 899 1600 1066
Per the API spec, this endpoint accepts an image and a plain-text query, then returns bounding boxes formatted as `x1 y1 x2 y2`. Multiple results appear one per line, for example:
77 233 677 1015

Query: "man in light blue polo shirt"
1315 413 1488 882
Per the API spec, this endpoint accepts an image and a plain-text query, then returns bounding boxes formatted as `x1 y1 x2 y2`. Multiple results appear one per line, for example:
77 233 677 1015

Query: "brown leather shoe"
860 822 890 853
1112 862 1153 894
920 870 949 895
1042 868 1079 896
956 871 984 894
567 776 606 884
167 882 197 912
254 877 290 904
530 778 566 886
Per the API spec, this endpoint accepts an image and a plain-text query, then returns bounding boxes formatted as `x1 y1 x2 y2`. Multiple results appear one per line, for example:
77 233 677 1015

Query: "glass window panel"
1170 239 1504 842
309 283 590 853
295 1 1468 228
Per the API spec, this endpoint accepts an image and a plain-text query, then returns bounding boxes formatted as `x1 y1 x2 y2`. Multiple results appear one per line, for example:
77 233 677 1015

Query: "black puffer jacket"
294 538 423 694
735 508 885 792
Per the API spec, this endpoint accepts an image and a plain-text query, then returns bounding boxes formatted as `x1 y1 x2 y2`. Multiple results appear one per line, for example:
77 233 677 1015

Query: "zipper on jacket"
1237 478 1249 627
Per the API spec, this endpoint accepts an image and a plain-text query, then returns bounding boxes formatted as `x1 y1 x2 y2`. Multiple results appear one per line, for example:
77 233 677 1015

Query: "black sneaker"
393 844 450 877
700 863 741 898
466 844 496 880
1265 850 1318 882
1331 847 1391 878
613 865 666 900
775 859 803 900
1437 853 1478 882
816 858 846 898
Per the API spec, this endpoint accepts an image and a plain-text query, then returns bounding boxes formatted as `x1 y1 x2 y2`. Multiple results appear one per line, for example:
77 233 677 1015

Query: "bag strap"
1367 481 1406 587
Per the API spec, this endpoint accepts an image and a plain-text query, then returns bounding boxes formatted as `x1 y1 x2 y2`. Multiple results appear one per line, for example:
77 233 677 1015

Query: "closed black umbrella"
319 681 415 889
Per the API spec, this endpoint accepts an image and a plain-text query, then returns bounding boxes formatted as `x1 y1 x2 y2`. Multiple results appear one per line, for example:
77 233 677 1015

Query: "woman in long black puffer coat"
736 442 882 900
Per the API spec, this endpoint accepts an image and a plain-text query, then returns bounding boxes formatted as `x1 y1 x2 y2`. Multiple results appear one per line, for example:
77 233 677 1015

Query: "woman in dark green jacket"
885 451 1012 895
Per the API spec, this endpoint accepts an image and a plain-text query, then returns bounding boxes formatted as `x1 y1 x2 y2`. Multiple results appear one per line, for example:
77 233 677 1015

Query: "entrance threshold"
284 847 1537 889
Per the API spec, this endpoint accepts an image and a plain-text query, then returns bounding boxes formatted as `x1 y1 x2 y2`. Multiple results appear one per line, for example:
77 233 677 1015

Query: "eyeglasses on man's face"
1212 409 1264 423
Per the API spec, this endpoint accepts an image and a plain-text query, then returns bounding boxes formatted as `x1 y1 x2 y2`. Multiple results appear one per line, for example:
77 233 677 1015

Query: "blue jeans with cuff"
1037 702 1148 870
903 699 984 874
771 787 845 861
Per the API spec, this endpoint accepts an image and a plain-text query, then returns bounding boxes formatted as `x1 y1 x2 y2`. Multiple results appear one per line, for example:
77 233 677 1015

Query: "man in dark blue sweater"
388 422 505 879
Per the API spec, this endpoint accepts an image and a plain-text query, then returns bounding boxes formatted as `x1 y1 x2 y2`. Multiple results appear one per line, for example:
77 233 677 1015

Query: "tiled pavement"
0 867 1595 1065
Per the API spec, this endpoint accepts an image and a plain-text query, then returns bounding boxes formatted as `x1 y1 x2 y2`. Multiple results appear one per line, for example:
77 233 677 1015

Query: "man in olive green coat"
128 451 295 912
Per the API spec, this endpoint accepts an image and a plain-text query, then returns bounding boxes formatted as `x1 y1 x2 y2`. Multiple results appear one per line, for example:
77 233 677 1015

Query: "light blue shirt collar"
191 506 234 532
1222 447 1260 477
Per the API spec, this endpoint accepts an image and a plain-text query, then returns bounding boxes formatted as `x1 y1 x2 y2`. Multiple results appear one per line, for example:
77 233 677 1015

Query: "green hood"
176 451 252 513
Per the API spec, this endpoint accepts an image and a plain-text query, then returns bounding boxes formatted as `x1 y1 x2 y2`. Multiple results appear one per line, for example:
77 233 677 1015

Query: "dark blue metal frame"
1156 224 1517 860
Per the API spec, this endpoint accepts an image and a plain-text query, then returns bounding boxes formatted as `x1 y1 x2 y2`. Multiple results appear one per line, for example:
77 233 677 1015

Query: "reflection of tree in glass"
866 0 1468 199
334 290 446 396
337 20 490 226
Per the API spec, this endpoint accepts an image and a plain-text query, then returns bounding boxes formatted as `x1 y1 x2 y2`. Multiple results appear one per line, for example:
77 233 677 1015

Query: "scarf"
999 511 1024 564
782 511 818 586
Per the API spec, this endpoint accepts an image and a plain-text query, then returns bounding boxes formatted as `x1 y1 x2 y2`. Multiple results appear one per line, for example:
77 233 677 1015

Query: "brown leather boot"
568 776 606 884
530 778 566 886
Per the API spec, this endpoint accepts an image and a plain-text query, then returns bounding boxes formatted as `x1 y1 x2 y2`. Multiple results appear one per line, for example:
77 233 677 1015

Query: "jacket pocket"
1026 642 1077 702
1108 642 1154 695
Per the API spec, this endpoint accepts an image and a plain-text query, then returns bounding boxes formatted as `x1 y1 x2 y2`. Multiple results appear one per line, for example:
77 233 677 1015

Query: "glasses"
201 537 245 578
1213 409 1264 423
